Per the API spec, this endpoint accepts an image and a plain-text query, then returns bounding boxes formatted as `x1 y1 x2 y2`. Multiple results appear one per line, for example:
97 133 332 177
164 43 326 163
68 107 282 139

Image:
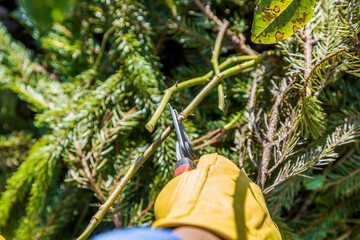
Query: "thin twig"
110 145 140 194
193 130 225 150
93 25 117 69
237 126 248 175
191 111 242 146
127 201 155 227
247 139 258 168
303 23 312 97
313 66 335 98
211 21 229 111
193 123 242 150
192 128 222 145
256 80 285 190
303 48 352 95
248 73 263 144
193 0 255 55
294 150 357 221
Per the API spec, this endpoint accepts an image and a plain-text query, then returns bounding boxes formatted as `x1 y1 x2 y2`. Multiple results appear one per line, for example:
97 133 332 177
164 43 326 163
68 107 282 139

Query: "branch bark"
193 0 255 55
256 81 285 190
145 55 258 132
303 23 312 97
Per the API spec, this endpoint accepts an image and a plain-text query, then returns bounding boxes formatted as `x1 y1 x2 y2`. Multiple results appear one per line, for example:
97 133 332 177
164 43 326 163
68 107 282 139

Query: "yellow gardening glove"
152 153 281 240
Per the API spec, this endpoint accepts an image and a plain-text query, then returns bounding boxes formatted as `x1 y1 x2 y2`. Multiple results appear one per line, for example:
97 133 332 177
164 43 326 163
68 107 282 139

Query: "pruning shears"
169 104 197 176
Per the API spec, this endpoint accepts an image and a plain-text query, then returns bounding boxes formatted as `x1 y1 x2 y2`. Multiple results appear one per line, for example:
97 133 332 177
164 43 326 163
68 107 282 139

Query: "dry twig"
193 0 255 55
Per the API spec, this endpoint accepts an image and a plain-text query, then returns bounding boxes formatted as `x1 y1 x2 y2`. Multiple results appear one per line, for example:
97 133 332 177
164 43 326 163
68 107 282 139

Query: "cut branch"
145 55 258 132
76 53 270 240
211 20 229 110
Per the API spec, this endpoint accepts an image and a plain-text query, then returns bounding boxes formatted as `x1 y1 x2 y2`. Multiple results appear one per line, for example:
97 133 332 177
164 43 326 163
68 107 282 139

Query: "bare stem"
145 55 258 132
192 112 243 150
247 72 263 144
193 0 255 55
76 53 270 240
94 25 117 69
304 23 312 97
211 21 229 111
256 80 285 190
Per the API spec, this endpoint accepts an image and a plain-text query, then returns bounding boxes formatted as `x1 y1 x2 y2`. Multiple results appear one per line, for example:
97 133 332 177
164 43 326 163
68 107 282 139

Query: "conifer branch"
77 53 269 239
256 80 286 190
303 48 353 94
264 119 359 194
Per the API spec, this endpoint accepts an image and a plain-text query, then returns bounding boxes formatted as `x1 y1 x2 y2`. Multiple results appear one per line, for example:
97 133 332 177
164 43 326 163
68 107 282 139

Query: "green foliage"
251 0 316 44
20 0 76 29
0 0 359 239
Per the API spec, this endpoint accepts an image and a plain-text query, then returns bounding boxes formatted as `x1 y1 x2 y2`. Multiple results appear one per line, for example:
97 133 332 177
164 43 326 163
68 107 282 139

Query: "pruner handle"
174 158 195 177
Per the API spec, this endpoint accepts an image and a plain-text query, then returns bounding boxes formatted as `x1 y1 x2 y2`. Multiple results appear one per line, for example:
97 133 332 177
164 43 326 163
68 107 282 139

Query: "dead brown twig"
193 0 255 55
256 80 286 190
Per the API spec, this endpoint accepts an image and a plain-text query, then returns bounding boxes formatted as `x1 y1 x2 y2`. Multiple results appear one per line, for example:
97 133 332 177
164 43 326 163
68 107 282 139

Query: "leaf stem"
77 53 270 240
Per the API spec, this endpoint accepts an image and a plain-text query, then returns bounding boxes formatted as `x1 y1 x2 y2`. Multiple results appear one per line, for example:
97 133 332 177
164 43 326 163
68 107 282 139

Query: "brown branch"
237 126 248 175
127 201 155 227
193 130 225 150
299 195 354 234
193 0 255 55
78 147 123 228
256 81 285 190
248 73 263 144
191 128 222 145
293 190 319 220
347 0 360 47
246 139 258 169
92 106 137 176
293 153 359 220
80 157 106 203
328 167 360 188
304 23 312 97
192 122 242 150
293 149 355 219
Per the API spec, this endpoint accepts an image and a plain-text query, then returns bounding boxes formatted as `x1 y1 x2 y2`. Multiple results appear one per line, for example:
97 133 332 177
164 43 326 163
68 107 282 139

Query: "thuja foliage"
0 0 359 239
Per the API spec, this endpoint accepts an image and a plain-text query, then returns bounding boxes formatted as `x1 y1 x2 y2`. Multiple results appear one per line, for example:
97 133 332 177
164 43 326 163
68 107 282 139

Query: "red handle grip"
174 158 195 176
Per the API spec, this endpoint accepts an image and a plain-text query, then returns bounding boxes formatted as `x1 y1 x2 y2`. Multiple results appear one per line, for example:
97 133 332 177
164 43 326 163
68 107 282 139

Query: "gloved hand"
152 153 281 240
